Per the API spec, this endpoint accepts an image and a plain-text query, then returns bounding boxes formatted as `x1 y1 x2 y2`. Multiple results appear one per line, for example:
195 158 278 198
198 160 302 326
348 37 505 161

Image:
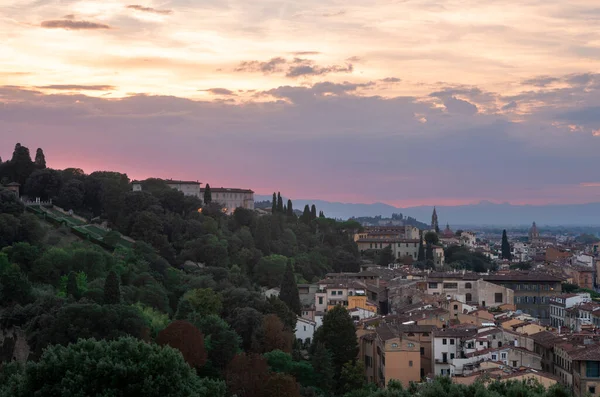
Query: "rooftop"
434 327 478 338
200 187 254 194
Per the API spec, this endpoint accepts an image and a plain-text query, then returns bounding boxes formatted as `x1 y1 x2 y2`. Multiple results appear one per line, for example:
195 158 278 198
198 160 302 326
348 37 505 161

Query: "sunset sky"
1 0 600 207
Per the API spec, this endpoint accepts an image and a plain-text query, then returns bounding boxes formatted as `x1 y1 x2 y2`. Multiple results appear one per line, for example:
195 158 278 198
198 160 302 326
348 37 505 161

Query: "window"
303 326 306 331
409 360 413 367
492 354 498 361
454 305 458 310
590 386 596 395
587 361 600 378
429 283 438 289
331 291 336 296
408 343 415 348
501 353 507 359
450 339 455 345
495 293 503 303
479 341 484 346
441 369 445 375
420 347 425 355
318 297 323 305
465 283 472 289
512 361 518 367
391 343 398 348
423 332 430 337
442 353 447 363
442 339 447 345
450 353 455 360
466 293 472 302
443 283 458 289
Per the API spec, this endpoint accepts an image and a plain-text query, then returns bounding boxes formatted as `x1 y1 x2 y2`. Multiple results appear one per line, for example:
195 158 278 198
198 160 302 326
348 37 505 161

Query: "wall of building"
382 338 421 386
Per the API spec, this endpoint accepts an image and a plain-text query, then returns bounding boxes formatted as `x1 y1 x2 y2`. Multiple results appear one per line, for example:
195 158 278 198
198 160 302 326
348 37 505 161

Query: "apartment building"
572 344 600 397
358 323 425 386
549 293 591 328
433 327 478 376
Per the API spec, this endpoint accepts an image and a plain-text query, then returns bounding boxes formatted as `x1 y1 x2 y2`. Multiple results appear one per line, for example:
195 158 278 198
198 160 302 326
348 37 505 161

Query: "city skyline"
1 0 600 206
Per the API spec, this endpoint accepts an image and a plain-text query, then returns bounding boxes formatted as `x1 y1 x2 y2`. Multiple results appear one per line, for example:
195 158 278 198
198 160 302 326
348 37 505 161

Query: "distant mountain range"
254 196 600 226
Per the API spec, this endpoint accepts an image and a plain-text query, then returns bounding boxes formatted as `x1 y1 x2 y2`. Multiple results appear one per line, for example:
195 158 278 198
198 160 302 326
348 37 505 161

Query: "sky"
1 0 600 207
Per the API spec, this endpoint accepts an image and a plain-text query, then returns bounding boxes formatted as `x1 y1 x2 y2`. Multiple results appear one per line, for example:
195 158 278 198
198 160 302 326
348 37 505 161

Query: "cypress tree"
501 229 512 260
319 211 325 218
417 237 425 261
426 243 433 261
301 205 311 224
279 262 301 315
283 204 287 214
34 148 46 168
103 271 121 304
286 199 294 217
277 192 283 213
203 184 212 204
66 272 79 300
272 192 277 213
310 205 317 220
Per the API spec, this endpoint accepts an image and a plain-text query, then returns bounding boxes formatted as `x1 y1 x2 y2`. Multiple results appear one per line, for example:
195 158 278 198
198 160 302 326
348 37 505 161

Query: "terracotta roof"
434 327 478 338
570 344 600 361
529 331 563 348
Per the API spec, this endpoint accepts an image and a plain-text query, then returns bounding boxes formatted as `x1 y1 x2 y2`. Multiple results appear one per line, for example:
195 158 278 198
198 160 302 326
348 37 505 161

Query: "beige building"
359 323 423 386
132 179 201 196
426 275 514 308
572 344 600 397
201 187 254 215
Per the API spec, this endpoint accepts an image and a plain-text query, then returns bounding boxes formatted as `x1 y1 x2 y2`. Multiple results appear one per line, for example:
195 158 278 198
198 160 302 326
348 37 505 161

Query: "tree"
310 205 317 220
424 231 439 245
377 245 395 266
24 168 63 200
190 314 241 370
277 192 284 213
0 189 24 216
176 288 222 318
0 337 225 397
272 192 277 213
280 262 301 315
426 243 433 261
204 183 212 204
313 305 358 375
0 254 33 306
104 270 121 304
286 199 294 217
66 271 80 300
258 314 294 353
266 296 297 331
225 353 271 397
230 307 264 351
263 373 301 397
417 237 425 261
501 229 512 260
338 361 366 395
254 254 288 287
311 343 335 393
156 320 208 370
34 148 46 168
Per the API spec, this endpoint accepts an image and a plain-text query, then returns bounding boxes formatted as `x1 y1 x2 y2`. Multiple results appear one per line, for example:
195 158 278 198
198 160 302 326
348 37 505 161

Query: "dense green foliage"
0 337 225 397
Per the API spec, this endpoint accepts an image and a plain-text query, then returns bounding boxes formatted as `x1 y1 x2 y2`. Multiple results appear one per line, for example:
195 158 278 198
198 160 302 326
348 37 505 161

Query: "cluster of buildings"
276 214 600 395
131 179 254 215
